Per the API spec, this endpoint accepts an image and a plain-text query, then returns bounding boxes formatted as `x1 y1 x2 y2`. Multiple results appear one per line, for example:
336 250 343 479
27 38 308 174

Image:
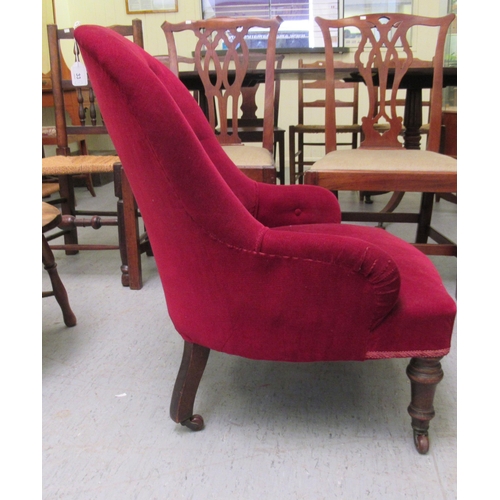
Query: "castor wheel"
181 414 204 431
413 431 429 454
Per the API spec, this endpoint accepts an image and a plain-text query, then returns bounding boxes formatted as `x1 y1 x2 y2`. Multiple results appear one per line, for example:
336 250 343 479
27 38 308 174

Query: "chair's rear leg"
114 164 129 287
406 357 444 454
170 341 210 431
115 163 145 290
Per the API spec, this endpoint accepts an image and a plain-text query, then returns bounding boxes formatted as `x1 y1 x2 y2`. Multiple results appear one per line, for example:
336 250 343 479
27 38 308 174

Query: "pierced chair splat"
161 16 283 184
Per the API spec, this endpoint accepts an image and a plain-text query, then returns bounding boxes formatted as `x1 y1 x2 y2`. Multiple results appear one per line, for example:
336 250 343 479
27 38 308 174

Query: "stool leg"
42 234 76 327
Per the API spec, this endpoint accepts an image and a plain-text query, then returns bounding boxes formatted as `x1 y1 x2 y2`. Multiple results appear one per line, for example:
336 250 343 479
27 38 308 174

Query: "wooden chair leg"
170 341 210 431
57 175 79 255
406 357 444 454
42 234 77 327
84 174 96 197
416 192 434 244
115 164 143 290
114 164 130 288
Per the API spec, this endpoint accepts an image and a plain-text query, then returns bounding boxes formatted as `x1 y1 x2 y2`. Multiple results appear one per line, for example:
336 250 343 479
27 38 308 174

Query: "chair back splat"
161 17 283 184
74 25 456 453
312 13 457 215
47 20 144 155
315 13 454 154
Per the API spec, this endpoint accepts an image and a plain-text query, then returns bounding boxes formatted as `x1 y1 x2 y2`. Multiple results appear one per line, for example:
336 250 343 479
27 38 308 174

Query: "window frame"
200 0 413 52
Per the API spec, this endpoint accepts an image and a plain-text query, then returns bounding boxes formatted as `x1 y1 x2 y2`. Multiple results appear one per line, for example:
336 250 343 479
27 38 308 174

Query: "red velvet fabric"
74 25 456 362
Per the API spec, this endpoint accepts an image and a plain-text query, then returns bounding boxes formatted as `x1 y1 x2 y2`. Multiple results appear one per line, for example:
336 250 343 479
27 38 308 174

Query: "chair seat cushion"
273 222 456 360
42 183 60 198
312 148 456 173
311 148 457 172
222 145 274 167
42 155 120 175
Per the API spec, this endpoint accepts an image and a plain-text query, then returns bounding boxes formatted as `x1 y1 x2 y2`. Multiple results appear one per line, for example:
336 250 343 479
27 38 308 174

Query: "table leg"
403 88 423 150
416 192 434 244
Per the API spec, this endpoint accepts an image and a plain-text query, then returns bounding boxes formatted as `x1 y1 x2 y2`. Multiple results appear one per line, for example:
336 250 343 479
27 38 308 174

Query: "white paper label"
71 61 88 86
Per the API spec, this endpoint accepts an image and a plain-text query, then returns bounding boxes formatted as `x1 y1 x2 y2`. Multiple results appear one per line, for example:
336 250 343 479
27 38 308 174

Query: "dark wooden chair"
42 20 148 290
42 57 95 197
161 16 283 184
306 13 457 256
42 202 76 327
289 59 361 184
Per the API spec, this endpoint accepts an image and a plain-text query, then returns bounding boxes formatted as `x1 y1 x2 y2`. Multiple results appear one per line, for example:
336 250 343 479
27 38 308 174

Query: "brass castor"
413 431 430 455
181 414 204 431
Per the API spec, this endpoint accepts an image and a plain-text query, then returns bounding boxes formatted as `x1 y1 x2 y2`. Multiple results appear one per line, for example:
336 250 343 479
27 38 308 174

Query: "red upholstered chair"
75 25 456 454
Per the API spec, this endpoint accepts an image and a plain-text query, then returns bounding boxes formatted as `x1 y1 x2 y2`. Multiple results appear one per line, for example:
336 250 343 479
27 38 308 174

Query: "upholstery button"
295 209 302 216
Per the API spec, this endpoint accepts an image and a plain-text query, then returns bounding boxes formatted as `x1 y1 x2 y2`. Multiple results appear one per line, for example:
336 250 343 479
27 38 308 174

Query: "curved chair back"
73 26 271 340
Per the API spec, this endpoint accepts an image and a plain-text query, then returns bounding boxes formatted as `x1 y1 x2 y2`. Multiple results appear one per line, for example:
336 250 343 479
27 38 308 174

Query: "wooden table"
179 66 457 151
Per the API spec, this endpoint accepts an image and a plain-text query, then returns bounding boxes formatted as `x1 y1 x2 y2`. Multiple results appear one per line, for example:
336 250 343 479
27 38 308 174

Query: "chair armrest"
253 183 341 227
260 227 401 332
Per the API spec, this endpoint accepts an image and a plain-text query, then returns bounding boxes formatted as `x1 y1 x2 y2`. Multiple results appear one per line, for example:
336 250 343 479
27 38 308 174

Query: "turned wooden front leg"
406 357 444 454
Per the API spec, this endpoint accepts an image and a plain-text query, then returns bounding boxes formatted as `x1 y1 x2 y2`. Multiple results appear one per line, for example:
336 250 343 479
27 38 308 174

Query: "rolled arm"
259 227 401 331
